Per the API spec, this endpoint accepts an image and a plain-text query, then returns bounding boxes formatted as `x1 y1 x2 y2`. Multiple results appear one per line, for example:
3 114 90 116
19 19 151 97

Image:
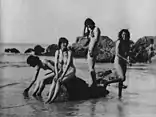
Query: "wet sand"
0 56 156 117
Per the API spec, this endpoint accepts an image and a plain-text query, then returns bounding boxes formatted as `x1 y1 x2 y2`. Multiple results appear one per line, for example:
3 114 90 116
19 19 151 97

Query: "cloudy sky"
1 0 156 44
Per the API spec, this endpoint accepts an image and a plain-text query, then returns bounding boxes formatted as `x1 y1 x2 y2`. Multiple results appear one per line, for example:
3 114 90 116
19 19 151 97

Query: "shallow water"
0 54 156 117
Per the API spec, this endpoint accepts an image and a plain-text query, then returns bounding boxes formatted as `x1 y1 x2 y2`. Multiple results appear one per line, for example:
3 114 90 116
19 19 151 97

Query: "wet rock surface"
54 76 109 102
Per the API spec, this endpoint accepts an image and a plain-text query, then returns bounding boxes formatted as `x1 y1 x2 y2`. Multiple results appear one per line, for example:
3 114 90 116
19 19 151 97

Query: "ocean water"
0 43 49 54
0 43 51 66
0 43 156 117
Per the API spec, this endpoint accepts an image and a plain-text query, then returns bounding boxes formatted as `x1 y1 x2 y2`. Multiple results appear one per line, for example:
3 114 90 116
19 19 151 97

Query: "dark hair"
118 29 130 41
84 18 95 27
150 39 154 44
58 37 69 49
27 55 40 66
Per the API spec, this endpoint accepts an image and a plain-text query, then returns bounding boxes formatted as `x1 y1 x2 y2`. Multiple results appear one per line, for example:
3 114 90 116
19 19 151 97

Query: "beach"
0 52 156 117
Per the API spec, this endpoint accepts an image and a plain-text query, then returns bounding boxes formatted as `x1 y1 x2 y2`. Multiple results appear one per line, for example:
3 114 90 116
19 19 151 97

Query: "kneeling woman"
23 55 55 97
46 37 76 103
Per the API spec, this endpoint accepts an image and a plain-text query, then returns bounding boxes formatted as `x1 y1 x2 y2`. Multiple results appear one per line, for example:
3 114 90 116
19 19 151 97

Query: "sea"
0 43 156 117
0 43 50 66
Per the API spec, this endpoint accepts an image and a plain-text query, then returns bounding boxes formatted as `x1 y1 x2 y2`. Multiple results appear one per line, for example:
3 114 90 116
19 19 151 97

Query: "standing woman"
83 18 101 87
104 29 131 98
46 37 76 103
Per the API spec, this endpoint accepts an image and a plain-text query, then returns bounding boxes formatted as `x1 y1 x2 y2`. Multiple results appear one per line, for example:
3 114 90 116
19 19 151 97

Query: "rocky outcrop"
24 48 34 54
72 36 90 58
34 45 45 55
4 48 20 54
131 36 156 63
44 44 58 56
72 36 115 62
96 36 115 62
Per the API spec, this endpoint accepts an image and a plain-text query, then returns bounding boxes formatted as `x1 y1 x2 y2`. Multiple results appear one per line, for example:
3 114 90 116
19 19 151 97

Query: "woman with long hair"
46 37 76 103
104 29 131 97
83 18 101 87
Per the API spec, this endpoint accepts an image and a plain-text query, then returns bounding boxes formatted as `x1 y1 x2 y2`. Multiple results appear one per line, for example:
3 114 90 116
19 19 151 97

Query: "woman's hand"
23 88 29 97
23 88 29 93
88 50 93 57
53 74 59 82
58 77 63 84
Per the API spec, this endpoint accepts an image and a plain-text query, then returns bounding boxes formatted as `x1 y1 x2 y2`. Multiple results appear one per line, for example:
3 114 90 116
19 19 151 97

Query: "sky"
1 0 156 44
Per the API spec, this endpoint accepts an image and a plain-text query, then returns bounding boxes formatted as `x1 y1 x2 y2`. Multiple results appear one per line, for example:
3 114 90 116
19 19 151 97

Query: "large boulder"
72 36 115 62
96 36 115 62
34 45 45 55
44 44 58 56
132 36 156 63
72 36 90 58
52 77 109 102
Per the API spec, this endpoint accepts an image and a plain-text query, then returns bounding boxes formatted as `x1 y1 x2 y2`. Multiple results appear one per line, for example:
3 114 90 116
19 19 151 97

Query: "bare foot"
115 84 128 89
32 92 37 97
48 99 54 104
23 91 29 98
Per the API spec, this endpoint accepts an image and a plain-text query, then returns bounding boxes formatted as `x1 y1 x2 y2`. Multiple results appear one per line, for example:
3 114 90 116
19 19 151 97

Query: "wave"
0 103 29 109
0 61 28 68
0 82 21 89
0 53 31 56
0 64 29 68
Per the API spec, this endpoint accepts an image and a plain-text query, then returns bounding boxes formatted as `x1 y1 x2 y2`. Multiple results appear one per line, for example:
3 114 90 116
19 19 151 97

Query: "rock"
34 45 45 55
132 36 156 63
72 36 89 58
44 44 58 56
53 76 109 102
4 48 10 53
24 48 34 54
96 36 115 62
96 69 119 85
4 48 20 53
72 36 115 62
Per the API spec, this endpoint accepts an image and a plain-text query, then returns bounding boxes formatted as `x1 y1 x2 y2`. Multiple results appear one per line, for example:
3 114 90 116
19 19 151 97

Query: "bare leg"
32 81 40 96
104 60 126 97
48 69 75 103
36 81 45 96
118 81 123 98
37 73 55 96
48 81 61 103
46 80 56 103
90 71 97 86
87 55 96 86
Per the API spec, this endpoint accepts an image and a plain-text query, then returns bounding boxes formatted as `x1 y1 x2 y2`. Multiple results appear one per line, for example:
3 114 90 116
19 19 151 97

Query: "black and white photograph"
0 0 156 117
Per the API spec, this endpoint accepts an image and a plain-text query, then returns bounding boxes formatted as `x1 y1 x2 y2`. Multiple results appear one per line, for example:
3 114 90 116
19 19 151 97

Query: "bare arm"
54 50 59 78
83 26 90 38
45 59 55 71
24 67 40 92
116 40 131 65
115 40 120 57
59 50 72 80
88 28 99 56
